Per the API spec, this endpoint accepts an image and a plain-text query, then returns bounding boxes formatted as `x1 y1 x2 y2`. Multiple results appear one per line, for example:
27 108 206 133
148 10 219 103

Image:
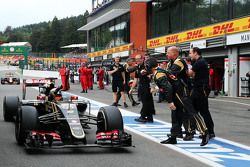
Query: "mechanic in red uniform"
78 63 88 93
87 64 93 90
59 65 67 91
97 65 105 89
208 64 214 91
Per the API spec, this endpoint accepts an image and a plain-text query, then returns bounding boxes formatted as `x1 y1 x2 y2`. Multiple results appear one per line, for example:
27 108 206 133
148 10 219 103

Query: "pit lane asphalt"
0 67 209 167
1 66 249 167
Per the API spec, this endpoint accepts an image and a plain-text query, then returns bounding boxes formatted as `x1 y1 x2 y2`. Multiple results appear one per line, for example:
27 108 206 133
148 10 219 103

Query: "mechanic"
79 63 88 93
97 65 105 89
188 47 215 139
87 64 93 90
65 65 70 90
59 65 68 91
129 54 155 122
165 46 192 142
145 57 209 146
116 58 140 107
108 56 128 108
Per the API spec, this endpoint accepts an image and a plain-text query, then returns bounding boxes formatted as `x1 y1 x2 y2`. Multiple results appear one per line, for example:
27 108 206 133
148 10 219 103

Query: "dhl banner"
147 16 250 49
87 43 133 58
42 58 87 62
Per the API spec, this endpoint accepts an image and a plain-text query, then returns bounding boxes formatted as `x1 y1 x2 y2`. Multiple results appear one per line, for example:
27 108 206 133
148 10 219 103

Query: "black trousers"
170 103 183 136
191 86 214 134
170 88 208 137
138 85 155 118
116 81 137 104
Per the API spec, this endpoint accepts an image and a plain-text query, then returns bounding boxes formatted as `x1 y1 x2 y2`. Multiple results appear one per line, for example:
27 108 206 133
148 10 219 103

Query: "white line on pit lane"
30 89 250 167
209 98 250 106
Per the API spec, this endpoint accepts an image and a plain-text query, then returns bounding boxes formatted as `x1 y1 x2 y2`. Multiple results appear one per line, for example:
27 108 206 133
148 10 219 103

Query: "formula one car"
1 72 20 85
3 78 132 149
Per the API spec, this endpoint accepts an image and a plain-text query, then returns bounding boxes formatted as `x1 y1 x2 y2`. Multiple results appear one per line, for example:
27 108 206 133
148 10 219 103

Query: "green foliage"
0 10 89 53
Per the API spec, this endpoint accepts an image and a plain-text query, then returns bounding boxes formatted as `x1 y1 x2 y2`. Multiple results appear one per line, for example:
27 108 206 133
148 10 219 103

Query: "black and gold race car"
3 78 132 149
1 72 20 85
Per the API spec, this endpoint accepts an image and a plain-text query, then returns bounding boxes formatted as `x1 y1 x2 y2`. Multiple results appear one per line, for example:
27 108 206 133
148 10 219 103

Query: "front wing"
23 130 132 149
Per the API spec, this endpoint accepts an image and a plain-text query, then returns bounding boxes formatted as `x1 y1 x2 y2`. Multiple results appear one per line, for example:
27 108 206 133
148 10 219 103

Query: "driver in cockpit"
48 85 63 101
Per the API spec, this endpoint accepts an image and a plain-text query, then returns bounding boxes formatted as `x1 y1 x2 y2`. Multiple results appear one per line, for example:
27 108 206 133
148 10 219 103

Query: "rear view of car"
1 72 20 85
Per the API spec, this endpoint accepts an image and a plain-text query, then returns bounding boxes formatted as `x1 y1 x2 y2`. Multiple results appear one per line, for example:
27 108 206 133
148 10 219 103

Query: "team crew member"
117 58 140 106
87 64 93 90
188 47 215 139
145 58 209 146
108 56 128 108
129 54 155 122
59 65 68 91
97 65 105 89
166 46 190 140
79 63 88 93
66 66 70 90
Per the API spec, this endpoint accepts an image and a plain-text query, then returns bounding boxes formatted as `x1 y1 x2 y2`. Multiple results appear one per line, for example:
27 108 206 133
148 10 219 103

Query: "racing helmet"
45 81 55 89
145 58 158 73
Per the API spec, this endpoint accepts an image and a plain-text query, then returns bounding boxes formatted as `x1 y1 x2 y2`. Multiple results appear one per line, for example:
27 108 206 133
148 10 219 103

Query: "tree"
4 26 12 35
49 17 62 52
31 29 42 52
7 32 24 42
61 18 80 46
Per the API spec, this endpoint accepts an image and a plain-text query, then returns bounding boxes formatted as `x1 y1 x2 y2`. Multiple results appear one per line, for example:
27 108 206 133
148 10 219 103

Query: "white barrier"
23 70 60 79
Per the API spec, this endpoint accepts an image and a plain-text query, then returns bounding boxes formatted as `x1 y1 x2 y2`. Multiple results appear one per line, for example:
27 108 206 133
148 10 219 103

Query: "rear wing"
22 77 57 99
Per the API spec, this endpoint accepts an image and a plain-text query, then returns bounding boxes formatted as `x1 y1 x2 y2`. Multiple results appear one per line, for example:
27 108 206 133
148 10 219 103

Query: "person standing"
129 54 155 122
97 65 105 89
165 46 190 141
59 65 67 91
145 57 209 146
87 64 93 90
188 47 215 139
78 63 88 93
117 58 140 106
108 56 128 108
65 65 70 90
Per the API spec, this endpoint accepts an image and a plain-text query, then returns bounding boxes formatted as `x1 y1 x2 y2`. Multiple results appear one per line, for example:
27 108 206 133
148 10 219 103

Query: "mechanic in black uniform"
145 57 209 146
129 54 155 122
165 46 193 142
188 47 215 139
116 58 140 106
108 56 128 108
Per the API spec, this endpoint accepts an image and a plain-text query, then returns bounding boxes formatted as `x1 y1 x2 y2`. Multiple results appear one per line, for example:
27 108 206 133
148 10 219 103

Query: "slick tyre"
15 106 39 145
3 96 20 122
97 106 124 132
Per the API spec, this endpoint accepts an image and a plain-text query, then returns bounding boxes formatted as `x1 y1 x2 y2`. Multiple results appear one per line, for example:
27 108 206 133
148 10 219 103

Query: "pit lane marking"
209 98 250 107
61 92 250 167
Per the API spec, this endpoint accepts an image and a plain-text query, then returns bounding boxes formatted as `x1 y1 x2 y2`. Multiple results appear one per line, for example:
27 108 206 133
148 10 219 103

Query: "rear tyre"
15 106 39 145
3 96 19 122
97 106 123 132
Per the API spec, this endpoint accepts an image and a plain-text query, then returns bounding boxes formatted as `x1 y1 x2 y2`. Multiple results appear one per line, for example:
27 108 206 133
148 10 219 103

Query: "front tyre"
3 96 19 122
97 106 124 132
15 106 39 145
